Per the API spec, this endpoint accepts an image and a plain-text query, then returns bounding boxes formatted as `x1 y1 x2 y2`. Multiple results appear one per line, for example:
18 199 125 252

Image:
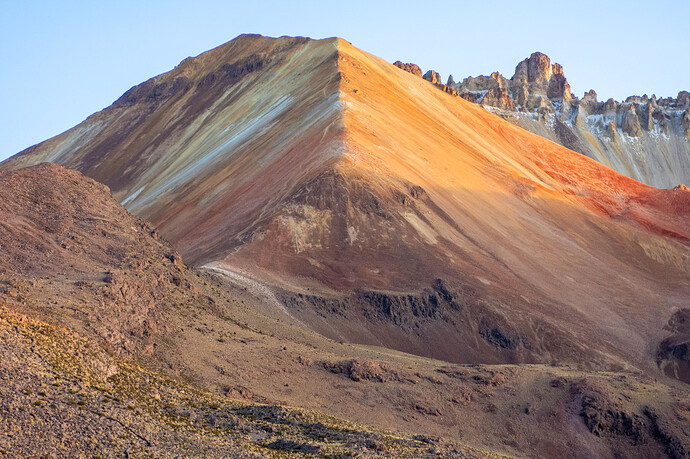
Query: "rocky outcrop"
393 61 422 78
621 107 643 137
278 278 602 367
572 380 688 458
657 309 690 384
498 52 574 112
682 109 690 138
481 88 515 110
448 52 690 188
393 61 458 96
423 70 441 85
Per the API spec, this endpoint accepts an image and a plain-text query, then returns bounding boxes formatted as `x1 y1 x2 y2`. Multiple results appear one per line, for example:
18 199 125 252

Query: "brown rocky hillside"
0 161 688 458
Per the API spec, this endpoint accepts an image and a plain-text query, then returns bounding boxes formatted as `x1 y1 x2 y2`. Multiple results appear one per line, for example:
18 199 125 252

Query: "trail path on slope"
202 263 305 327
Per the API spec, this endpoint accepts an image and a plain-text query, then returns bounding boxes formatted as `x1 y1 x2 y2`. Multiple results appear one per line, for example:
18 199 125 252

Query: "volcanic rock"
423 69 441 85
393 61 422 77
481 88 515 110
448 51 690 188
621 106 643 137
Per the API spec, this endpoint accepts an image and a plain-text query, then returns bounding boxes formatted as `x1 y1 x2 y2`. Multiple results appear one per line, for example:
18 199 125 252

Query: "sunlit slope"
339 39 690 365
224 38 690 292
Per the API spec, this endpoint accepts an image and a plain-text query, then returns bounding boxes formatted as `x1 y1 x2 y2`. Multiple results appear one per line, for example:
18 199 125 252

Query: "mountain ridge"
400 51 690 188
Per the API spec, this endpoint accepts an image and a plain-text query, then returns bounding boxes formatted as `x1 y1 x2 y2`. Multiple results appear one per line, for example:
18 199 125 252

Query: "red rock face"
2 35 690 379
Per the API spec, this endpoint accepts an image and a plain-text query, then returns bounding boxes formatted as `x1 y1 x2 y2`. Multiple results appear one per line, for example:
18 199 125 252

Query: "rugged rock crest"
445 52 690 188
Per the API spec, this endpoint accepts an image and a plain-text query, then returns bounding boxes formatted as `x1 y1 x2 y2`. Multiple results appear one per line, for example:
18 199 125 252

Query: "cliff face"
449 52 690 189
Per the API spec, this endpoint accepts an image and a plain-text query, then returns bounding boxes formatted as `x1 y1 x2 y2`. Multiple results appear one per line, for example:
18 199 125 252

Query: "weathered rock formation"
392 60 422 77
448 52 690 188
423 69 441 85
395 61 459 96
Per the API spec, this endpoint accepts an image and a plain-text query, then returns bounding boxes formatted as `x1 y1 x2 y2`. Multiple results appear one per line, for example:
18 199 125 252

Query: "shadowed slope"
4 35 345 265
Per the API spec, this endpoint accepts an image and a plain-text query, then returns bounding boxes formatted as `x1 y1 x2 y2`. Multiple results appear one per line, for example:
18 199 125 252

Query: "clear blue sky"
1 0 688 161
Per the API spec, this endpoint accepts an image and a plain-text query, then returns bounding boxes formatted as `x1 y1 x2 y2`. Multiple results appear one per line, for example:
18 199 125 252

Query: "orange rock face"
3 35 690 379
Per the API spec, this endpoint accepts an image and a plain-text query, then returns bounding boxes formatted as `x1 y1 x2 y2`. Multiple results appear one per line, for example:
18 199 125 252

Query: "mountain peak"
449 50 572 113
524 51 554 84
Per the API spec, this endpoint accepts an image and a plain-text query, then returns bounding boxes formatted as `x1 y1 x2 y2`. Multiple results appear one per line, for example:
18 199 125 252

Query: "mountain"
2 35 690 384
433 52 690 189
2 35 690 457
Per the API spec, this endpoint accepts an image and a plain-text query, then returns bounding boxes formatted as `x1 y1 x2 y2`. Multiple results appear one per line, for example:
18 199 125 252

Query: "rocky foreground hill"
397 53 690 189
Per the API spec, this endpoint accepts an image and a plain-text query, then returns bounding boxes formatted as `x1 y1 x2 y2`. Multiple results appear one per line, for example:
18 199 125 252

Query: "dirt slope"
1 163 687 458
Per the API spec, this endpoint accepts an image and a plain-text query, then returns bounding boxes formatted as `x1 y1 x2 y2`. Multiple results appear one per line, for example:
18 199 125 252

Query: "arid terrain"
1 34 689 458
400 52 690 189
